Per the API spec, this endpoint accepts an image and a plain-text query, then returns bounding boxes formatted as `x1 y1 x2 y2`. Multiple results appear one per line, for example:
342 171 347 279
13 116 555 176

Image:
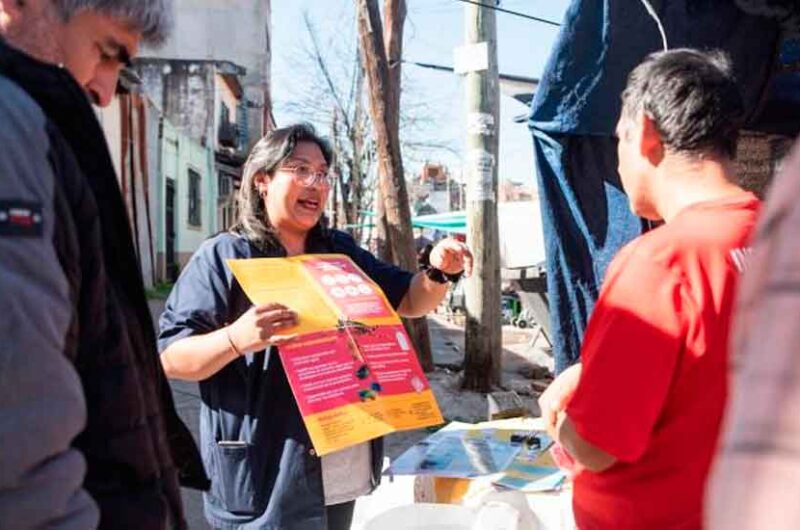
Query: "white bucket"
363 503 474 530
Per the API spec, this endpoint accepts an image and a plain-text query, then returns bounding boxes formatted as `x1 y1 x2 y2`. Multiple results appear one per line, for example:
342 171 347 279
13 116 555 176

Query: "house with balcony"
129 58 250 278
95 0 271 285
96 59 251 286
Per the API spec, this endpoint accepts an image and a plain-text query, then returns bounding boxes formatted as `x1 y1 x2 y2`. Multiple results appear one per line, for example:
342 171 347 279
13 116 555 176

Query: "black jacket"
0 40 208 529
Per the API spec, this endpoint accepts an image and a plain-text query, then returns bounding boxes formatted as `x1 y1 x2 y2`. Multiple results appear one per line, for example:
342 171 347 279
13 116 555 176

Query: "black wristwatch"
418 244 464 284
424 266 464 284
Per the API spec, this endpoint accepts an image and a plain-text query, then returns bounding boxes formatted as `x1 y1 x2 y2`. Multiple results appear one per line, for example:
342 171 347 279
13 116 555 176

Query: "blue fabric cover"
529 0 781 372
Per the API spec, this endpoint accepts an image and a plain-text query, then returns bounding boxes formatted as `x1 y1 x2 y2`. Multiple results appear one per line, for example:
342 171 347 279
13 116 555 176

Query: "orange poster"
227 254 444 456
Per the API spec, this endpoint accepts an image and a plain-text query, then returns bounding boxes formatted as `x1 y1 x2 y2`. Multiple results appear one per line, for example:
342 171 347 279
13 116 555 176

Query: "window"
188 169 202 227
220 102 231 124
218 171 231 197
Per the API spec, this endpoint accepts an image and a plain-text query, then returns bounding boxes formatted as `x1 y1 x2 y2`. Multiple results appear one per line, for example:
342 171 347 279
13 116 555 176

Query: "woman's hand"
226 303 298 354
429 238 473 277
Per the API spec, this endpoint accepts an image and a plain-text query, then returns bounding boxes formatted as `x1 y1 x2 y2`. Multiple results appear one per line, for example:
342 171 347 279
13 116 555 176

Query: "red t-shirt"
566 193 760 529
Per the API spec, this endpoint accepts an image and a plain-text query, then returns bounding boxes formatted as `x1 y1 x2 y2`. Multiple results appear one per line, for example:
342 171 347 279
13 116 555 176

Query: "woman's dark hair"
234 123 333 252
621 48 744 159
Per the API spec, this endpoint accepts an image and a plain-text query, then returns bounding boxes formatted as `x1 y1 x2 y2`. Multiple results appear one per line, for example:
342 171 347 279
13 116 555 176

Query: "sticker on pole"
454 42 489 74
467 113 495 136
466 149 495 203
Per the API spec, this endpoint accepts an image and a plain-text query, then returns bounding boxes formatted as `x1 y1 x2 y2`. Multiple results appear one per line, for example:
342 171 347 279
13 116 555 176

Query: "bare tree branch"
302 11 354 134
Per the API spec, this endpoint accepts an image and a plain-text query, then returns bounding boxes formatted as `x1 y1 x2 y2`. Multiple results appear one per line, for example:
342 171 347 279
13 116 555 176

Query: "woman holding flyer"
158 123 472 530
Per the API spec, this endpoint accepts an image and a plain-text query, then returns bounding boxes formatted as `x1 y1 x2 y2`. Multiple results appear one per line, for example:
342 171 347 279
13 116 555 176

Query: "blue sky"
271 0 572 187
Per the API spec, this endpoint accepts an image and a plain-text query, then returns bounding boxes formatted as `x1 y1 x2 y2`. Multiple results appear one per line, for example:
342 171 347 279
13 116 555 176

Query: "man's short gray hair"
53 0 174 45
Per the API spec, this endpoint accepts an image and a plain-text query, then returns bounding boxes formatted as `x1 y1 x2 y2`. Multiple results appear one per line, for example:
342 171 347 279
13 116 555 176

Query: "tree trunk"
356 0 434 372
330 110 341 229
349 63 366 242
374 186 393 261
384 0 406 133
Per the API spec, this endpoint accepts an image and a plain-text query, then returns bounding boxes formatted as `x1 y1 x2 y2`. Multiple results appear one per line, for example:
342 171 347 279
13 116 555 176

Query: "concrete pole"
461 1 501 391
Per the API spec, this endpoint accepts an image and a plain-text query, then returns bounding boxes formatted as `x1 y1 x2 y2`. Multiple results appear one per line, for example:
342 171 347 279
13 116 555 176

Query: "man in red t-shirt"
539 49 760 529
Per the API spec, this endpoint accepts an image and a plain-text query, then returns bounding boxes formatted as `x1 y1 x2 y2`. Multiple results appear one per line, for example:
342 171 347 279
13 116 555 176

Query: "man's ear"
0 0 24 20
638 113 664 166
0 2 11 31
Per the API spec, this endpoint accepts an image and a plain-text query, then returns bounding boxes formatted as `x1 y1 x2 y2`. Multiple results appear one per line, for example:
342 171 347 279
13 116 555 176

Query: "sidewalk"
148 300 209 529
148 301 554 529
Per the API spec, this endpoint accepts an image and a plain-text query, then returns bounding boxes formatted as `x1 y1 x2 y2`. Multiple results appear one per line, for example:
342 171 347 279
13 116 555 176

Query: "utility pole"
356 0 434 371
460 0 501 391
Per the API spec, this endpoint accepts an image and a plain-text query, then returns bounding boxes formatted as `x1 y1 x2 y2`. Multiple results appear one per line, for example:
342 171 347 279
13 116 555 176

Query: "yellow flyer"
227 254 444 456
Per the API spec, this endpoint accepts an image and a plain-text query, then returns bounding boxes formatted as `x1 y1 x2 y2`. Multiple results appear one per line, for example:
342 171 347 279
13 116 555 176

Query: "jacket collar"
0 37 90 108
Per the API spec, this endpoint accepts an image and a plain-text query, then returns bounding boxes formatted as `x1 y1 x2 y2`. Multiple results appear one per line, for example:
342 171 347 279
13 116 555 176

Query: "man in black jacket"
0 1 207 528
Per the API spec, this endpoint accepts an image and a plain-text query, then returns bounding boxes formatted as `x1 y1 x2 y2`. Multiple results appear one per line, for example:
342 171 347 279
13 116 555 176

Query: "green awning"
346 210 467 234
410 211 467 234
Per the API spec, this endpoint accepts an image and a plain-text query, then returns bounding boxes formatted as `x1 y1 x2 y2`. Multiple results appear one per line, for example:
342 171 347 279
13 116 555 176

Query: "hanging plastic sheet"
529 0 782 372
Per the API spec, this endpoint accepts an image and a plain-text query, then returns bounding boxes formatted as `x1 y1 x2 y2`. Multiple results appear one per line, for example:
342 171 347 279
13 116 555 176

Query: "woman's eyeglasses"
277 164 333 188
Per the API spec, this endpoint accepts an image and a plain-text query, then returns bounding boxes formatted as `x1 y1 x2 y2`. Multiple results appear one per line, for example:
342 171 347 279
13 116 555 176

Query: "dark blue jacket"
0 65 99 530
0 39 207 529
159 230 413 529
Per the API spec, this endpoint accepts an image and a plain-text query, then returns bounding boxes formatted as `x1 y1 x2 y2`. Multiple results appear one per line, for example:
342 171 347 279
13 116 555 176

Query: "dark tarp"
528 0 784 373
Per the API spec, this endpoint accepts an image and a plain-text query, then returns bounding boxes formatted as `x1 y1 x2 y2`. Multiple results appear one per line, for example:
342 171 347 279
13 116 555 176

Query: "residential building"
159 118 217 277
134 57 249 237
412 162 462 214
97 73 218 286
140 0 273 150
499 179 536 202
95 2 272 286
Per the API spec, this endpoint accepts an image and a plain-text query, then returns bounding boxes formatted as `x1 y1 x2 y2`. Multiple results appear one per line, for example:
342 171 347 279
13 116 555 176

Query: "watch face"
425 266 449 284
445 270 464 283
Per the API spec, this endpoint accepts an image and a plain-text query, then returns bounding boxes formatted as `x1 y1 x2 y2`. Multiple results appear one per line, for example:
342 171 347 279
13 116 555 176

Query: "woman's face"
259 141 331 235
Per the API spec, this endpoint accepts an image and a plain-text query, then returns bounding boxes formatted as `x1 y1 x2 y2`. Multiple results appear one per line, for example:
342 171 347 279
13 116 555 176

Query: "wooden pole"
356 0 434 372
461 0 501 391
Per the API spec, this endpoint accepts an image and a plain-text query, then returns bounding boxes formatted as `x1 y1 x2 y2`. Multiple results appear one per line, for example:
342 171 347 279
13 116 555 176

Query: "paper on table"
385 427 554 478
494 435 567 493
